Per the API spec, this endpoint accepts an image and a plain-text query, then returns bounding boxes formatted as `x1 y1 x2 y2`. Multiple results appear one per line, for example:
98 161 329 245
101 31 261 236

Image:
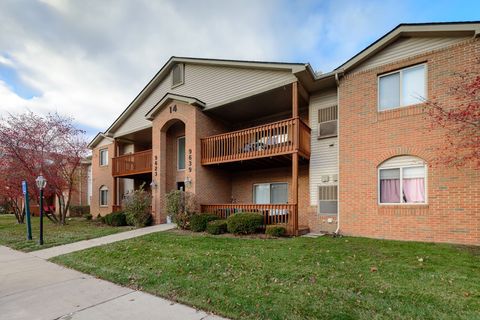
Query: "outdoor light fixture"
150 180 157 189
184 176 192 188
35 174 47 245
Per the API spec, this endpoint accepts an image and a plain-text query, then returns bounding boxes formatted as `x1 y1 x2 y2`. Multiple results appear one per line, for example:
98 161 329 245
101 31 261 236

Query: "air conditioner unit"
318 120 338 139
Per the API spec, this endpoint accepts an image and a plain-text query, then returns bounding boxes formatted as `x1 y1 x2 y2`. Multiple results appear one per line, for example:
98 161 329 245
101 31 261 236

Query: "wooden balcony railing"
112 149 152 177
200 203 296 226
201 117 311 165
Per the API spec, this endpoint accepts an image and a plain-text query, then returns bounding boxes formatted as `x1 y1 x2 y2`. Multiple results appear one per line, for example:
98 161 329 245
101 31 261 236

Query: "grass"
51 230 480 320
0 214 133 252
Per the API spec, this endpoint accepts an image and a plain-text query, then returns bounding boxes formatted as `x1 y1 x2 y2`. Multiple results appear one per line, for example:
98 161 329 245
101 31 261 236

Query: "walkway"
0 243 226 320
31 223 175 259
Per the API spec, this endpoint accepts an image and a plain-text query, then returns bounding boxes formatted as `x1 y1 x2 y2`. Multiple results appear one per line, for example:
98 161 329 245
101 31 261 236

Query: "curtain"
380 179 400 203
403 178 425 203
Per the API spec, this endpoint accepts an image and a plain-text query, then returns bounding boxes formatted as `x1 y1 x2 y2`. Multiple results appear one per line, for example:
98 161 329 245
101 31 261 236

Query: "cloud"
0 0 418 138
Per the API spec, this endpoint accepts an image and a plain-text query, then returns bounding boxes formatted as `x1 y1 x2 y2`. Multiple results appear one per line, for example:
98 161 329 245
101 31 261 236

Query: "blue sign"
22 181 27 195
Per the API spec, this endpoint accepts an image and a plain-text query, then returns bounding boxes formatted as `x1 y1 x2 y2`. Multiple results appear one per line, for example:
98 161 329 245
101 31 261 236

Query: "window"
177 136 185 170
318 105 338 139
99 186 108 207
99 149 108 166
318 185 338 215
379 156 427 204
378 64 426 111
253 183 288 204
172 63 184 87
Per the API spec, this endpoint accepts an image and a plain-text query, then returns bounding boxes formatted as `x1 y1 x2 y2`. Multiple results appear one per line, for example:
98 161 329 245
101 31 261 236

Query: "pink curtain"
403 178 425 203
380 179 400 203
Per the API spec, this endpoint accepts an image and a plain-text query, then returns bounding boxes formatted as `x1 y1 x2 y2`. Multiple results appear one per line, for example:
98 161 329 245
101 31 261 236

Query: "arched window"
99 185 108 207
378 156 427 204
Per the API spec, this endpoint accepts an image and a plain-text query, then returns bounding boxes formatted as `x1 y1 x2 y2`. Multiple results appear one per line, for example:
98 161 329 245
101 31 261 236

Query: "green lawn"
51 231 480 320
0 214 133 252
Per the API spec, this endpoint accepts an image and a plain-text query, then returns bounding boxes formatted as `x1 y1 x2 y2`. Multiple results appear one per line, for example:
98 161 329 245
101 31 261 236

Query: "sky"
0 0 479 140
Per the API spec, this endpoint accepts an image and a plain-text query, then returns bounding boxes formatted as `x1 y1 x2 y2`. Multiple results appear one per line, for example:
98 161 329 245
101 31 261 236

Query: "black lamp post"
35 174 47 245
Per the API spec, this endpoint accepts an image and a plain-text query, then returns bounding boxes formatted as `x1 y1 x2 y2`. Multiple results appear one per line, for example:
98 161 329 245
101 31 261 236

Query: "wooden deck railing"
201 117 310 165
112 149 152 177
200 203 296 226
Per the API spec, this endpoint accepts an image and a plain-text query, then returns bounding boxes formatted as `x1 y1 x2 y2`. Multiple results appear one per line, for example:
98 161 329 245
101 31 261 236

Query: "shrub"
265 225 287 237
104 211 127 226
206 219 228 235
190 213 219 232
69 205 90 217
165 190 197 229
227 213 263 235
84 213 93 220
123 183 152 227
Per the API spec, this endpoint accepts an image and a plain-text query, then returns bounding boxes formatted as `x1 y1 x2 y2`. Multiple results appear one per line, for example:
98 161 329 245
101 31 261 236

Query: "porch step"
297 226 310 236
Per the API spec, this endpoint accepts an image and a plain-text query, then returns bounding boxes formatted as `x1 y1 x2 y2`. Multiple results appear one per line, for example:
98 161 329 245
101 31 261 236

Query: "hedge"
69 205 90 217
104 211 127 226
206 219 228 235
227 213 263 234
265 225 287 237
190 213 219 232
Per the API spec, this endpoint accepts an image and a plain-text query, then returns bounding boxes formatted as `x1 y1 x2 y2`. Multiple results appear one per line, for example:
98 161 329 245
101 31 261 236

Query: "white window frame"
377 63 427 111
99 186 108 207
253 182 288 204
177 136 186 171
99 148 108 166
378 164 428 205
171 63 184 88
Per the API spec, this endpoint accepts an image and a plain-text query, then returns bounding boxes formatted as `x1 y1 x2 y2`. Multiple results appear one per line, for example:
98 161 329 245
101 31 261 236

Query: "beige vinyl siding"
96 137 113 148
114 64 297 136
309 89 338 206
352 36 470 73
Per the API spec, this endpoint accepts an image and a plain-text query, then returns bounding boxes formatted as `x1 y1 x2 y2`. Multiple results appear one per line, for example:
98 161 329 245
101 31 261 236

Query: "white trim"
377 162 428 205
177 136 186 171
252 182 288 204
99 186 109 207
171 63 185 88
99 148 109 166
377 63 428 111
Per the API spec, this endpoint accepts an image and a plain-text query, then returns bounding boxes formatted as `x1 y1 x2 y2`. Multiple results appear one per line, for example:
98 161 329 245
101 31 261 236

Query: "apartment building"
89 22 479 245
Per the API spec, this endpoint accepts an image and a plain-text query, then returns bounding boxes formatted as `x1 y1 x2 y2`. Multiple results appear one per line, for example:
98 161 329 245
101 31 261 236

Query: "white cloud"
0 0 411 137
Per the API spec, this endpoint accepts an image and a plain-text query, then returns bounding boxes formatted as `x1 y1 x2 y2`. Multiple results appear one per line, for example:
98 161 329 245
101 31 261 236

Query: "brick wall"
90 142 115 218
151 101 231 223
339 38 479 245
230 165 335 233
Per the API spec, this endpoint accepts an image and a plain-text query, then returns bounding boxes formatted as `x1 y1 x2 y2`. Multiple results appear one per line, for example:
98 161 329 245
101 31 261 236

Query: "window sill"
171 82 184 89
378 204 429 209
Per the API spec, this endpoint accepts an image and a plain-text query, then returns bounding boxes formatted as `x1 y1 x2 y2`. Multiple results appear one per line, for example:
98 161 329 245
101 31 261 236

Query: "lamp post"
35 174 47 245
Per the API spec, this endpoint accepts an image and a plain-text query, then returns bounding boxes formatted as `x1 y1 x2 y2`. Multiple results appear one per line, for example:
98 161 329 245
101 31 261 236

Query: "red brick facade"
338 38 479 245
89 33 479 245
91 142 115 218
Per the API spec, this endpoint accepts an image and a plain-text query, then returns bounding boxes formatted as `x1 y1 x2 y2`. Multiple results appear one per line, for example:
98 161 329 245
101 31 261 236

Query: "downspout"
334 71 342 235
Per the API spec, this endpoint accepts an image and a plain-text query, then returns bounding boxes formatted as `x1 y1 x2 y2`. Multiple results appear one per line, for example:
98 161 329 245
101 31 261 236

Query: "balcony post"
113 139 118 209
291 81 299 235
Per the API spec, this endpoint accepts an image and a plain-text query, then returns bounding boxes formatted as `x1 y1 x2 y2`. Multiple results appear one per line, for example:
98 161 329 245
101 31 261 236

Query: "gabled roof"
145 93 206 120
87 132 113 149
104 57 309 135
336 21 480 72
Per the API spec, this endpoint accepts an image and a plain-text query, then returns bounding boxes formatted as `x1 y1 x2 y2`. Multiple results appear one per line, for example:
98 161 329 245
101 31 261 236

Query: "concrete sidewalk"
0 246 227 320
31 223 176 259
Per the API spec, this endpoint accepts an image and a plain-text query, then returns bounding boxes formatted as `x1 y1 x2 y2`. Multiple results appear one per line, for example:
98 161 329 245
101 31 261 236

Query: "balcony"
200 117 310 166
201 203 295 226
112 149 152 177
